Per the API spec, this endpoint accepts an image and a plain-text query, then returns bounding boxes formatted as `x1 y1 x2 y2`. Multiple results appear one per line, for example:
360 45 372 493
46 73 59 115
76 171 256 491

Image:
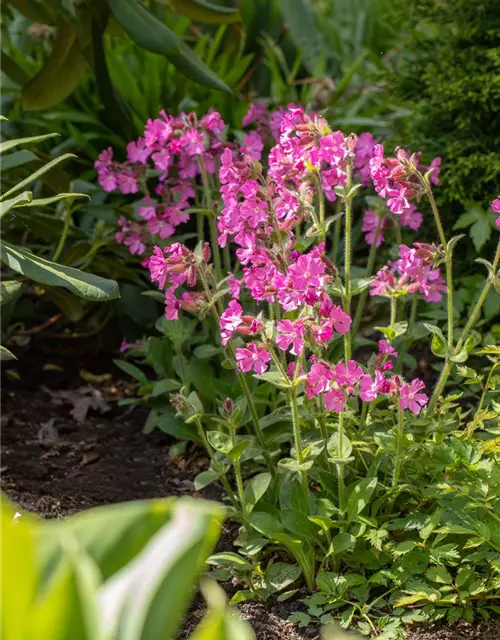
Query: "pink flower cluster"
492 198 500 228
370 145 440 215
362 203 423 247
95 110 227 255
304 342 427 414
370 243 447 302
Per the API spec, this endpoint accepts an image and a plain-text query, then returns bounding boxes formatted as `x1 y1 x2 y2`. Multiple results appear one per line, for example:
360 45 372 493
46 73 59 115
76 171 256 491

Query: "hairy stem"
289 384 308 496
337 412 346 517
428 238 500 413
392 409 405 492
198 157 222 281
352 214 383 336
343 158 354 362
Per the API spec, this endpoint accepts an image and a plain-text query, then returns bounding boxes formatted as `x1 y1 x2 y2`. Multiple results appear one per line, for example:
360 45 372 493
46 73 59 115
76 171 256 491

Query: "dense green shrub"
388 0 500 211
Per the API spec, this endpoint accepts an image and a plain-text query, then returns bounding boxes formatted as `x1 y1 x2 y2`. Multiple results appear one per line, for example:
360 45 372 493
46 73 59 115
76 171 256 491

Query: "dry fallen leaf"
44 386 111 424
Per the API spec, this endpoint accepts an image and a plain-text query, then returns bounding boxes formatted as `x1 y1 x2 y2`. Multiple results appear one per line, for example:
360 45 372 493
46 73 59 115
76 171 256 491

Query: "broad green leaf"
278 0 326 74
107 0 230 92
113 359 148 385
346 477 378 522
1 52 31 86
0 241 119 301
0 280 23 305
22 22 88 110
327 432 353 463
423 323 449 358
193 344 221 359
37 499 176 586
0 191 33 218
453 205 492 252
266 562 301 592
253 370 290 388
98 498 222 640
0 345 17 361
173 0 241 24
46 287 85 321
150 379 180 397
228 439 250 462
34 535 103 640
281 509 320 542
331 532 356 555
1 153 77 200
207 430 233 454
194 470 220 490
1 501 38 640
425 566 452 584
244 472 271 506
0 133 59 155
250 512 284 538
190 580 255 640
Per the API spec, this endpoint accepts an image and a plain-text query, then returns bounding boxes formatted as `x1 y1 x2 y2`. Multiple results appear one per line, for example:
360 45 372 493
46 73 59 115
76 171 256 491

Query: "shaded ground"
1 343 498 640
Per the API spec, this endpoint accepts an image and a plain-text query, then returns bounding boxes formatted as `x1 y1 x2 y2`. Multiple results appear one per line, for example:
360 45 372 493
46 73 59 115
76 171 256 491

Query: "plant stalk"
343 158 354 362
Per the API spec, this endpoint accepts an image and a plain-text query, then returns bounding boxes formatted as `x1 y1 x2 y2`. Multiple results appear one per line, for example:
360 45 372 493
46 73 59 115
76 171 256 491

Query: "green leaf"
327 432 353 463
107 0 230 92
0 280 23 305
22 22 88 111
266 562 301 592
278 0 326 74
228 439 250 462
208 552 252 571
350 278 374 296
194 469 220 490
97 498 222 640
113 359 148 385
453 205 492 252
288 611 311 628
193 345 222 359
0 345 17 361
281 509 319 542
250 512 284 538
1 241 119 301
244 473 271 506
426 566 452 584
173 0 241 24
1 150 39 172
278 458 314 473
150 379 181 397
253 370 290 388
21 193 90 208
331 532 356 555
207 431 233 454
346 477 378 522
0 191 33 218
1 153 77 200
0 133 59 154
423 323 449 358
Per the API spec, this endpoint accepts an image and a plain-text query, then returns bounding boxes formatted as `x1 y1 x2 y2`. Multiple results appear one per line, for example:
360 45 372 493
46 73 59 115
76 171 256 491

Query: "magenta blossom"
276 319 305 355
398 379 428 414
492 198 500 228
235 343 271 374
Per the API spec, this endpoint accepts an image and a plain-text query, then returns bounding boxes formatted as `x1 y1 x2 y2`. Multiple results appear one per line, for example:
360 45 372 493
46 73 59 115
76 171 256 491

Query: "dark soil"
1 342 498 640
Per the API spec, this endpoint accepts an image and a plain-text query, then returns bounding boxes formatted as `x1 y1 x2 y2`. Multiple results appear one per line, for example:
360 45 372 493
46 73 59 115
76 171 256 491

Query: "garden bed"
1 342 498 640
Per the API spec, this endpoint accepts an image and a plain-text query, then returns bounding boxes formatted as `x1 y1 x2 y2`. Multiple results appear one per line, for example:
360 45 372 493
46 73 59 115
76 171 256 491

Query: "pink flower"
305 361 333 398
398 379 428 414
235 343 271 374
323 388 346 413
359 371 386 402
165 290 181 320
242 131 264 161
288 252 325 291
181 129 205 155
379 340 398 357
148 247 168 289
220 299 243 345
362 210 389 247
492 199 500 228
275 319 305 355
329 304 352 335
227 273 241 299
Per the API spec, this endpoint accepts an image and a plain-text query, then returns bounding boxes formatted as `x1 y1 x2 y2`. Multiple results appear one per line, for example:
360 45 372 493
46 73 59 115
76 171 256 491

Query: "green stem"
198 267 275 475
392 409 405 492
195 418 240 512
425 184 454 349
337 412 346 517
289 384 308 496
52 203 73 262
314 172 326 241
332 214 341 264
359 401 369 434
428 238 500 413
352 214 383 336
198 157 222 281
396 295 417 371
390 296 397 333
230 426 249 524
343 158 354 362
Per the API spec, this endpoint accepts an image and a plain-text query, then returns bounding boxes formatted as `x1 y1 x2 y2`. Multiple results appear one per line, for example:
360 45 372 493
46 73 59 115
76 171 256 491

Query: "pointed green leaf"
173 0 241 24
0 240 119 301
244 472 271 506
0 280 23 305
0 345 17 361
1 153 77 200
0 133 59 155
346 477 378 522
0 191 33 219
21 193 90 208
107 0 230 92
